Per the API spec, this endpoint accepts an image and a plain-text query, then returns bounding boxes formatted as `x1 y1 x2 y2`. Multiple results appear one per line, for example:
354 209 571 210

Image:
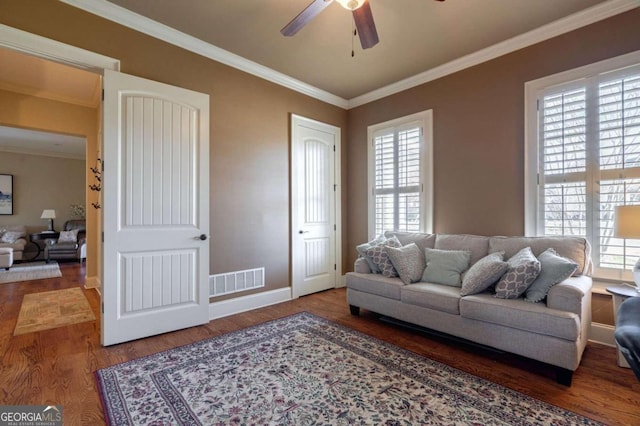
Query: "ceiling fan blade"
352 0 379 49
281 0 334 37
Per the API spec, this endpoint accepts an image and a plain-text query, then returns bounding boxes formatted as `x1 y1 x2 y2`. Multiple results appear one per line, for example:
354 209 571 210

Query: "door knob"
299 230 309 234
197 234 207 240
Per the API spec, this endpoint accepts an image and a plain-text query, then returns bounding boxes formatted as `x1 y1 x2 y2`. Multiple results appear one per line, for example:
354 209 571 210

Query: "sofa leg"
556 368 573 386
349 305 360 316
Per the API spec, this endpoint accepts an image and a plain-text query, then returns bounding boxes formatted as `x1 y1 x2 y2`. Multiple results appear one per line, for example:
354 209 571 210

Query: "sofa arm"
546 275 592 316
354 257 372 274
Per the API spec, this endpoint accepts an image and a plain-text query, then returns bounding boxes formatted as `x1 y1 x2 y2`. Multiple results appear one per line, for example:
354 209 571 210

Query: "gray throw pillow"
421 248 471 287
495 247 541 299
461 252 508 296
356 234 386 273
525 248 578 303
386 243 426 285
365 236 402 278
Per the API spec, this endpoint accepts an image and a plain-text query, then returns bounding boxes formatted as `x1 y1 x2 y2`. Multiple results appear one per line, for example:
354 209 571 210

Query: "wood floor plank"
0 263 638 424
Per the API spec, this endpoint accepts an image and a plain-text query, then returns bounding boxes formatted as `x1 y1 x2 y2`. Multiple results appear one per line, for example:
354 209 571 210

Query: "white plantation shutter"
373 125 422 235
535 63 640 278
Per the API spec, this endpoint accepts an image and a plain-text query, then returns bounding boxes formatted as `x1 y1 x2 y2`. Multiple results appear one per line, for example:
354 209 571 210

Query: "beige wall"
346 9 640 268
0 151 84 230
0 0 348 300
0 89 99 279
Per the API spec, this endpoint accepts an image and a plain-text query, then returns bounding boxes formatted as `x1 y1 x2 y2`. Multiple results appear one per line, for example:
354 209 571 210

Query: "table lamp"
40 209 56 232
614 205 640 290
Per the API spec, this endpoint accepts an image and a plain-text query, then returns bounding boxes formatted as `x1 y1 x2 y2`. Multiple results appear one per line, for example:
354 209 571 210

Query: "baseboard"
84 275 101 290
338 274 347 288
589 322 616 347
209 287 291 320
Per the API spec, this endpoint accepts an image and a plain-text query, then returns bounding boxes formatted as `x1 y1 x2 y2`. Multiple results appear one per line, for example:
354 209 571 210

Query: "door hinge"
536 99 540 111
334 264 337 271
334 184 337 191
101 302 104 314
333 145 336 152
334 224 336 231
101 231 104 242
102 89 104 101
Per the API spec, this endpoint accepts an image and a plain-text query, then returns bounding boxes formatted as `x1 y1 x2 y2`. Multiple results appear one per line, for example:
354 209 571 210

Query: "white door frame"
290 114 342 298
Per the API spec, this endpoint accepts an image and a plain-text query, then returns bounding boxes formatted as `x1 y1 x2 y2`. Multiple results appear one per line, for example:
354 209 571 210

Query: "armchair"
44 220 86 263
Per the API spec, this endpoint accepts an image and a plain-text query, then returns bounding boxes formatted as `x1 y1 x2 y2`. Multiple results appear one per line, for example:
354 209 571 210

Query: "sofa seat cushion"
401 283 461 315
346 273 404 300
459 294 580 341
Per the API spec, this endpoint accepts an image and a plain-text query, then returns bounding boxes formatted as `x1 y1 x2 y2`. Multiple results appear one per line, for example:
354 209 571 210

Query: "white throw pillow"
58 230 79 243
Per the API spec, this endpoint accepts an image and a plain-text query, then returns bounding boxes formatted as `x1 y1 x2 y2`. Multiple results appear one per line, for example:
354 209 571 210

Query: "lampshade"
40 209 56 220
335 0 365 10
615 205 640 239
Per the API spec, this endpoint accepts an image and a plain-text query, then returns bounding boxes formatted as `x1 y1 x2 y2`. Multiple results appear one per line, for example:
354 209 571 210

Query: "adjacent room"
0 0 639 424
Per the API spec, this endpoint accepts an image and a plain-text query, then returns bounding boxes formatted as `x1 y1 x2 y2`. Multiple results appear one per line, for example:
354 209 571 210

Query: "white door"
291 115 340 298
102 69 210 346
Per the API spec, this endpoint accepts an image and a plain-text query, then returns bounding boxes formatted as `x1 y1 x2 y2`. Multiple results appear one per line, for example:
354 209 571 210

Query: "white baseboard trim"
337 275 347 288
209 287 292 320
589 322 616 347
84 275 101 290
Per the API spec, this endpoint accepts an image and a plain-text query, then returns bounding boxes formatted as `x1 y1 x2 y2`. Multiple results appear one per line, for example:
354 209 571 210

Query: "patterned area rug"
14 287 96 336
96 312 603 425
0 261 62 284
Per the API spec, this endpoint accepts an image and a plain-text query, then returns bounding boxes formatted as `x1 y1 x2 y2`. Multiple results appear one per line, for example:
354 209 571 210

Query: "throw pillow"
0 231 22 244
356 234 387 274
421 248 471 287
525 248 578 303
495 247 541 299
58 229 79 243
365 236 402 278
461 252 509 296
385 243 426 285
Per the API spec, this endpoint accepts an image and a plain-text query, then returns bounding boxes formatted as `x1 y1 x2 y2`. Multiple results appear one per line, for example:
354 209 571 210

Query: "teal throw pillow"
525 248 578 303
421 248 471 287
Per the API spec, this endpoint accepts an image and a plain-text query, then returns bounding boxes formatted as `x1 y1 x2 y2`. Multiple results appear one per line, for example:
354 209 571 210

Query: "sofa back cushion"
384 231 435 251
434 234 489 266
488 236 591 276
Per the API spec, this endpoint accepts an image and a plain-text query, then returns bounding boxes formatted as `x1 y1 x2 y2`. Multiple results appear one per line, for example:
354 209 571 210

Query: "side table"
29 231 60 261
606 284 640 368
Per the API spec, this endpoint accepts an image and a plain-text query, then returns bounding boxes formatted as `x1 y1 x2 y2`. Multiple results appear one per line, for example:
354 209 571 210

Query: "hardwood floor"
0 263 638 425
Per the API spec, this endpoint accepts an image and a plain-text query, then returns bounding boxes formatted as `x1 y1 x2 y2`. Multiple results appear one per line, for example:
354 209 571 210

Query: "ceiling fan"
281 0 445 50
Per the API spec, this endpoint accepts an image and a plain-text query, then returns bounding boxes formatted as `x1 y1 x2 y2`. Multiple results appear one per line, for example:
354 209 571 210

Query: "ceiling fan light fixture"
335 0 365 11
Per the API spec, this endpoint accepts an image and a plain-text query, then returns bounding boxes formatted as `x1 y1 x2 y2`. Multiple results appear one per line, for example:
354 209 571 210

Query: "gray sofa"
346 232 593 386
0 225 28 261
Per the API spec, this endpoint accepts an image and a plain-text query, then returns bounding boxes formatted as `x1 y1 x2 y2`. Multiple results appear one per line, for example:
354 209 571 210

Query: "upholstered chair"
44 220 86 263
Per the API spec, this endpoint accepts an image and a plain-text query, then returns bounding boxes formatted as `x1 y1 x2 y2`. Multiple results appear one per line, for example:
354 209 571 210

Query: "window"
525 51 640 280
368 110 433 237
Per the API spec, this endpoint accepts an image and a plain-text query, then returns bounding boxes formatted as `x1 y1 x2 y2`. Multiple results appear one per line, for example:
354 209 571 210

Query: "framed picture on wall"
0 174 13 215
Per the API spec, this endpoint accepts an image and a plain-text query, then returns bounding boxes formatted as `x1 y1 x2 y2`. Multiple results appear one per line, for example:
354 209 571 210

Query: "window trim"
524 49 640 281
367 110 433 239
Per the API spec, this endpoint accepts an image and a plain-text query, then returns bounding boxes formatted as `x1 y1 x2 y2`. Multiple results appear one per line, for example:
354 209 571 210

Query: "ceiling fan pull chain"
351 20 356 57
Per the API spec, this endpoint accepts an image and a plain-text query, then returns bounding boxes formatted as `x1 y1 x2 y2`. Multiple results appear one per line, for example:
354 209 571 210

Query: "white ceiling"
0 48 99 159
102 0 614 100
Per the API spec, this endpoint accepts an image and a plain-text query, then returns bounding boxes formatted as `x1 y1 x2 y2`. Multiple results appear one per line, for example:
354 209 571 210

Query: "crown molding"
348 0 640 108
59 0 638 110
59 0 350 109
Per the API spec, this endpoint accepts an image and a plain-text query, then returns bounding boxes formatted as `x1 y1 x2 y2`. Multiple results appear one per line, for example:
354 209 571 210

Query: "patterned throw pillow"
385 243 426 285
0 231 23 244
58 230 79 243
461 252 509 296
421 248 471 287
365 236 402 278
525 248 578 303
495 247 541 299
356 234 387 274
